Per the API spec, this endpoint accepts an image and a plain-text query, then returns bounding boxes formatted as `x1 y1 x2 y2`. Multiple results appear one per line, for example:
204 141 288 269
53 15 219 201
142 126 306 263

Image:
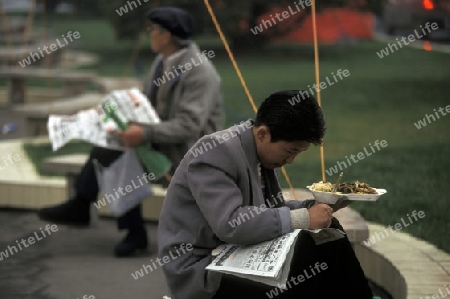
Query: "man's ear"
255 125 271 143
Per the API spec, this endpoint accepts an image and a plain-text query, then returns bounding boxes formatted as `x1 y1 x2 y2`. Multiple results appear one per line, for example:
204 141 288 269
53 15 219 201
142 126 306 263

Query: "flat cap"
146 7 195 40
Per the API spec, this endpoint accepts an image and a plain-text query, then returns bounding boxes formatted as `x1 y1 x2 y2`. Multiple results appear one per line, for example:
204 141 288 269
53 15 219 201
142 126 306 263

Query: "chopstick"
332 172 344 193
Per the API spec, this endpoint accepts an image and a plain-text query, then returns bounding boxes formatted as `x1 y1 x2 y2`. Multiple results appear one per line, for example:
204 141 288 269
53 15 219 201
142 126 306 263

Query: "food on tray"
308 179 386 203
309 181 334 192
335 181 377 194
310 180 377 194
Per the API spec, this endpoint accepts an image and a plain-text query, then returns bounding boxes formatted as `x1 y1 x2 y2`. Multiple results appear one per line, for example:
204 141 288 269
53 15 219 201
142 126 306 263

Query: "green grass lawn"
17 16 450 253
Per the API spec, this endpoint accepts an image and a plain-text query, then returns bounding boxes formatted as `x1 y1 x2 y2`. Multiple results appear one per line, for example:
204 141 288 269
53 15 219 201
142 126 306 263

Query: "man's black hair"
254 90 326 145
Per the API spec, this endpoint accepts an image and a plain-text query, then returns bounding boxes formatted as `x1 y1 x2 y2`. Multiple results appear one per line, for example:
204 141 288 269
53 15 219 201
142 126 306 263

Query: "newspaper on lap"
47 88 160 151
206 228 345 287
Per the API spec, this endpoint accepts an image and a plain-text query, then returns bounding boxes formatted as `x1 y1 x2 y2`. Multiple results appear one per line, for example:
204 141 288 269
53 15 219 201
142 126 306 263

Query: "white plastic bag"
93 149 153 217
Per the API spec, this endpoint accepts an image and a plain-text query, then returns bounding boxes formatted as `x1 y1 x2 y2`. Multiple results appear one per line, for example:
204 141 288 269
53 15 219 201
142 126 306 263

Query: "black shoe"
38 198 90 226
114 227 148 257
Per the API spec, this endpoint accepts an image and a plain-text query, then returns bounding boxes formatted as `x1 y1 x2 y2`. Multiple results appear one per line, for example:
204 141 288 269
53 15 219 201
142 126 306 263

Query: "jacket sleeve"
186 145 287 246
142 65 220 144
285 199 316 210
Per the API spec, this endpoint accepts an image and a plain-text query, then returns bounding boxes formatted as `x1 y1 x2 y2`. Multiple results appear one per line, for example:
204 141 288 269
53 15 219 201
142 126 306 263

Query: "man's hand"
115 124 144 147
308 203 333 229
328 198 352 212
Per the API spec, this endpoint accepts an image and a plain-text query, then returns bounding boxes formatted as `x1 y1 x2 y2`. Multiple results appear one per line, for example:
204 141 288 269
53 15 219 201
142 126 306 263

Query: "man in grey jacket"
38 7 223 257
158 90 373 298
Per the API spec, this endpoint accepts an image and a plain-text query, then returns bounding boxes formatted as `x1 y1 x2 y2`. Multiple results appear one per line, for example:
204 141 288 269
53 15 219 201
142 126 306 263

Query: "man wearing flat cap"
38 7 224 257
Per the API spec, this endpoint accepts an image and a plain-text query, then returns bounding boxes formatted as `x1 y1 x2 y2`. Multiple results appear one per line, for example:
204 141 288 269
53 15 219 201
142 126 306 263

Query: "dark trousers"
74 147 144 230
213 222 373 299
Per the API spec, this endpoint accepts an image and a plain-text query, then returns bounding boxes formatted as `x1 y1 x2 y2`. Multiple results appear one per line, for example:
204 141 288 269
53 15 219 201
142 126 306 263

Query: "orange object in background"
284 8 374 44
423 41 433 51
423 0 435 10
259 8 374 44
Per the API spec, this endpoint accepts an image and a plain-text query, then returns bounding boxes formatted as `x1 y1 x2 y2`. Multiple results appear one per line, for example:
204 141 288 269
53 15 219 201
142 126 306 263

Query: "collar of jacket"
237 119 260 177
163 43 203 89
165 47 188 64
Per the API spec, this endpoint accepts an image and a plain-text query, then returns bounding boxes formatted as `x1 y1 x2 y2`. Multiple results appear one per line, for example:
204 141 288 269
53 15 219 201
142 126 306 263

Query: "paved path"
0 210 168 299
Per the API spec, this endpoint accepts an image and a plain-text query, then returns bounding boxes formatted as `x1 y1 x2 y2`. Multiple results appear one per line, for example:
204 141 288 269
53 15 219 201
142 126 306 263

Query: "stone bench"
0 30 44 45
0 33 31 45
0 67 97 105
94 77 142 94
0 17 26 35
0 38 63 67
11 92 104 136
40 154 369 243
353 221 450 299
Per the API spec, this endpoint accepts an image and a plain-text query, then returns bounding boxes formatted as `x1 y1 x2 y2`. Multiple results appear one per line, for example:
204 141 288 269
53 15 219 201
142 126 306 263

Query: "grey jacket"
158 121 312 299
142 43 223 171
